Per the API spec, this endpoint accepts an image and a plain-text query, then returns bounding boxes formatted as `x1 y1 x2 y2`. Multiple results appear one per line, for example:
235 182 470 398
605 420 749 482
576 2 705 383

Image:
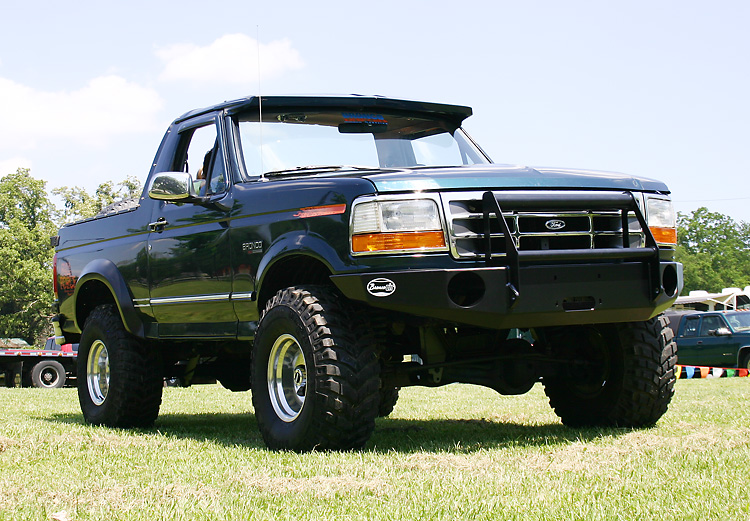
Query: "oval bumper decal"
366 278 396 297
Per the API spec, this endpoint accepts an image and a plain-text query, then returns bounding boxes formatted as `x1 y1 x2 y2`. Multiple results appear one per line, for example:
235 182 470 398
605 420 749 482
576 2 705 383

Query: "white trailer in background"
672 286 750 311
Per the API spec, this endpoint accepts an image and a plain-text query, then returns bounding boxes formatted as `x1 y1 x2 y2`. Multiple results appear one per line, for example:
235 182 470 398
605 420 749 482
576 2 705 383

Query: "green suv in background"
666 311 750 369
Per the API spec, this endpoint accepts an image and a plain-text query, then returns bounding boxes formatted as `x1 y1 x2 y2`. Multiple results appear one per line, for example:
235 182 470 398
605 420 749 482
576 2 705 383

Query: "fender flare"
73 259 145 338
256 232 350 295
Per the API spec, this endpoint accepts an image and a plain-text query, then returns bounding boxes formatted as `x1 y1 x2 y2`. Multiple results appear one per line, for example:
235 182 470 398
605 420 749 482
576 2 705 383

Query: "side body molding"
74 258 145 338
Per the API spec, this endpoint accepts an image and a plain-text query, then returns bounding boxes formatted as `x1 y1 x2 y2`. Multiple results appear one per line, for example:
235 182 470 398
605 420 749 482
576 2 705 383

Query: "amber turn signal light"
352 231 446 253
649 226 677 245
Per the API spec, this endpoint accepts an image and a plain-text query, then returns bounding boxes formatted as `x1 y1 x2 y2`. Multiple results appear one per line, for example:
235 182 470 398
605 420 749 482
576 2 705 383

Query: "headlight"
351 198 447 254
646 197 677 245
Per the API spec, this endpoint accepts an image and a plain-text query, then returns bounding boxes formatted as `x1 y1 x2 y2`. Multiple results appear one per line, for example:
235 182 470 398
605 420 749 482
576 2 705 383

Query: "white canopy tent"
673 287 750 311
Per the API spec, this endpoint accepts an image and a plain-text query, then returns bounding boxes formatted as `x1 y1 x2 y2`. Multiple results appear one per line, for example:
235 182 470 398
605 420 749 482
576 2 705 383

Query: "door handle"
148 217 169 232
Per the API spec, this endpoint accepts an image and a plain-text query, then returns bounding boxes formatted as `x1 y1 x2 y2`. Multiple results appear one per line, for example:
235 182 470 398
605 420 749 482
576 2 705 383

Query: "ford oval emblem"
545 219 566 231
366 278 396 297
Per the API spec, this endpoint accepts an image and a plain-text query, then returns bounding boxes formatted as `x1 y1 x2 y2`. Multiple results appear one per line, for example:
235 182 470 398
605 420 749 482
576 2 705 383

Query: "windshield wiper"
263 165 373 177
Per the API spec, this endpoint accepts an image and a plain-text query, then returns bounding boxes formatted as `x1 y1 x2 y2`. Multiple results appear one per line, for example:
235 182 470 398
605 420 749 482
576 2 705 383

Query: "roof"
174 94 474 125
674 287 750 310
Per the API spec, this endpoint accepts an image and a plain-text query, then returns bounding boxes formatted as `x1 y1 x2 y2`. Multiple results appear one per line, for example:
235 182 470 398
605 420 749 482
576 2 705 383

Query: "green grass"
1 379 749 520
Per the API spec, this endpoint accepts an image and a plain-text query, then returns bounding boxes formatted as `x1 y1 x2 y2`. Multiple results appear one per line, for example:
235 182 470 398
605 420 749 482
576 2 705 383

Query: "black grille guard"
481 191 661 308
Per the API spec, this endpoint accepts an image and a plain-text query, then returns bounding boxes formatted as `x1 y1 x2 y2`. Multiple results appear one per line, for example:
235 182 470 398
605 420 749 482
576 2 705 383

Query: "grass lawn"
0 378 748 520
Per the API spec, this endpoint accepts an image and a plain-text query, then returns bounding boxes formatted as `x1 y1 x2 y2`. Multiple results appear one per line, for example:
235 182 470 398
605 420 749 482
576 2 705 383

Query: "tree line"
0 168 748 345
676 207 750 294
0 168 141 345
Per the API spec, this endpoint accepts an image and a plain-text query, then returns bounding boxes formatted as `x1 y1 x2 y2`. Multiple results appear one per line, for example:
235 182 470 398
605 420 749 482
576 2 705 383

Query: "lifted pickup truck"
665 311 750 369
52 95 682 450
0 338 77 388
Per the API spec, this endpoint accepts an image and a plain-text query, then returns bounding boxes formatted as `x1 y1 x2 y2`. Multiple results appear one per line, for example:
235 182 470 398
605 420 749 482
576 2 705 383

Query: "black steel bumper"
332 190 682 329
331 261 681 329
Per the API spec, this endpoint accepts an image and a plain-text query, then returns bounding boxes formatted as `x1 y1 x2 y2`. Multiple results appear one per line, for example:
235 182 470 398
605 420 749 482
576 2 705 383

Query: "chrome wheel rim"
87 340 110 405
40 367 59 387
267 334 307 422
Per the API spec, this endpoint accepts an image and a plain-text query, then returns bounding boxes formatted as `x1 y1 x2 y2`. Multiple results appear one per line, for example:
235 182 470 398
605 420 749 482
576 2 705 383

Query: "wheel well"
75 280 117 330
738 347 750 366
258 255 333 311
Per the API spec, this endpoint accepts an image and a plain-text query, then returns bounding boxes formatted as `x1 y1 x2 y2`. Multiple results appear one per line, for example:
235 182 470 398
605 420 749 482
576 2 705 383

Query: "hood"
363 164 670 194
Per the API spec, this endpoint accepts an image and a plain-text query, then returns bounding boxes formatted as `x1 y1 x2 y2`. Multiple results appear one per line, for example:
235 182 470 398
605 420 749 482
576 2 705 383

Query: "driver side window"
181 123 228 196
699 316 723 336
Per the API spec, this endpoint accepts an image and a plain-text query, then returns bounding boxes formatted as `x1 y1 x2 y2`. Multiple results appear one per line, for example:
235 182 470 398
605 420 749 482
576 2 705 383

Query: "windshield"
725 312 750 332
234 110 490 178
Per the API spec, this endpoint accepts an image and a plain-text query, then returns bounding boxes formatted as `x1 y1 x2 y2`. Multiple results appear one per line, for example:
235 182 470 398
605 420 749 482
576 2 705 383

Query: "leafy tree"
53 175 142 224
0 169 57 344
676 207 750 294
0 170 144 344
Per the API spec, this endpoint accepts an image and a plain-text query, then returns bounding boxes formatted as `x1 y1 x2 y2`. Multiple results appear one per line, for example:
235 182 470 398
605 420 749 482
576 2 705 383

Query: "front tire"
543 315 676 428
251 286 380 451
31 360 66 388
77 305 163 428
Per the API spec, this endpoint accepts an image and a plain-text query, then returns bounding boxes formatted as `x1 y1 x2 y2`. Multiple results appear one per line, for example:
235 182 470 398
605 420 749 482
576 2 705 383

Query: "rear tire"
31 360 66 388
77 305 163 428
378 387 400 417
251 286 380 451
543 315 676 428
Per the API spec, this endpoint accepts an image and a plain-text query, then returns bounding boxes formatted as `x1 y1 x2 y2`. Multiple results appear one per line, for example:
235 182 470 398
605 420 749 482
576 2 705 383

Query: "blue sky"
1 0 748 221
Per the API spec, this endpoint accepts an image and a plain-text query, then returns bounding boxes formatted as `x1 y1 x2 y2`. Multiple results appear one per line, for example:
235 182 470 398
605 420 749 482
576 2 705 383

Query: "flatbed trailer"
0 345 77 388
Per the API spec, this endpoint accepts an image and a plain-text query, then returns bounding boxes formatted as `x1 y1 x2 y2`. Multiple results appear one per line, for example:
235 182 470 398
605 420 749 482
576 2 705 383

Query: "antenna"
257 26 264 180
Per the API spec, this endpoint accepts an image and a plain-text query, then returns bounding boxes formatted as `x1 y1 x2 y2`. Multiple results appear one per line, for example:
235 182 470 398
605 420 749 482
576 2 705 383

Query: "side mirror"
148 172 198 201
714 327 732 337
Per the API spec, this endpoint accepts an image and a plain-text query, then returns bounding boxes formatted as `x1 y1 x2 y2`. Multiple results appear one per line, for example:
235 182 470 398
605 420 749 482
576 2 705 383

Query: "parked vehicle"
0 338 77 388
665 311 750 369
52 94 682 450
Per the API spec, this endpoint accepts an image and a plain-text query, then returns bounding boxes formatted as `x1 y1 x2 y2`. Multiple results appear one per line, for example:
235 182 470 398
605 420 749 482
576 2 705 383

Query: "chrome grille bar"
441 191 646 260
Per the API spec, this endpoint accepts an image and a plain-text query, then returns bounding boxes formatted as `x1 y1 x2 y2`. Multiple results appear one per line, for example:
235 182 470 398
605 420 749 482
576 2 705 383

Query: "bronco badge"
366 278 396 297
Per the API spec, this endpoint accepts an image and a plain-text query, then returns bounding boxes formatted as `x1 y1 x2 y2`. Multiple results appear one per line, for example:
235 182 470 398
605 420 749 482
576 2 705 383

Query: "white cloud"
156 34 304 85
0 156 32 176
0 75 164 149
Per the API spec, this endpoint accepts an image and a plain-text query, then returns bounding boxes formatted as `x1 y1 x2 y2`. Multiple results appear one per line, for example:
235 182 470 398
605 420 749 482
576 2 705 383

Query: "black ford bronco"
52 95 682 450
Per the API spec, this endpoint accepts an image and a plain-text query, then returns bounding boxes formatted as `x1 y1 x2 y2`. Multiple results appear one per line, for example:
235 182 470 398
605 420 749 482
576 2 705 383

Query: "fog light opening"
447 272 486 308
662 265 679 297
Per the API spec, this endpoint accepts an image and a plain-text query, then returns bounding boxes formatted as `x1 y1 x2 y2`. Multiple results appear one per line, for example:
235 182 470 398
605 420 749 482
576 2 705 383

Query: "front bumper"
331 260 682 329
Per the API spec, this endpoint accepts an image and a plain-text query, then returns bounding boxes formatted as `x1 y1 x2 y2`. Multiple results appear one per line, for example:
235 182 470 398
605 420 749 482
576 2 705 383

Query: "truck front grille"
441 191 645 260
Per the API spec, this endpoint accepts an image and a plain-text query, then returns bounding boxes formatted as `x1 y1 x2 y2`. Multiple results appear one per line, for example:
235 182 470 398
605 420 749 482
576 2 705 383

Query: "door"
147 117 237 338
678 315 738 367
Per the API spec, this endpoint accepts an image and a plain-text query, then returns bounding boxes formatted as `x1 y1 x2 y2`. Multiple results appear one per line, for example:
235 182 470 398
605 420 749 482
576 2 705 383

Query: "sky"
1 0 749 221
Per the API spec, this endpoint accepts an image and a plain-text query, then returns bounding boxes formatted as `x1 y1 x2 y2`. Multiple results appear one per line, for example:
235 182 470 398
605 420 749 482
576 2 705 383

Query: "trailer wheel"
543 315 676 428
251 286 380 451
77 304 163 428
30 360 66 388
4 364 22 388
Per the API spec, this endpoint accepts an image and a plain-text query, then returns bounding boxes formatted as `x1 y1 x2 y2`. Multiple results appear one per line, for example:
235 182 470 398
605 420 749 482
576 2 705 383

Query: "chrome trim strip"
231 292 255 301
150 294 231 305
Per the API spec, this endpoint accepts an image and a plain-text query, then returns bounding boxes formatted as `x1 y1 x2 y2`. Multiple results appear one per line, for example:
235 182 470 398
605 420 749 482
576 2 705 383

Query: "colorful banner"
675 365 749 379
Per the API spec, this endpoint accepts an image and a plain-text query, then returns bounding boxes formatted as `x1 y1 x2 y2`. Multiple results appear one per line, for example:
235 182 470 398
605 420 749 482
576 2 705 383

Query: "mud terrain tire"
251 286 380 451
77 305 163 428
543 315 676 428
